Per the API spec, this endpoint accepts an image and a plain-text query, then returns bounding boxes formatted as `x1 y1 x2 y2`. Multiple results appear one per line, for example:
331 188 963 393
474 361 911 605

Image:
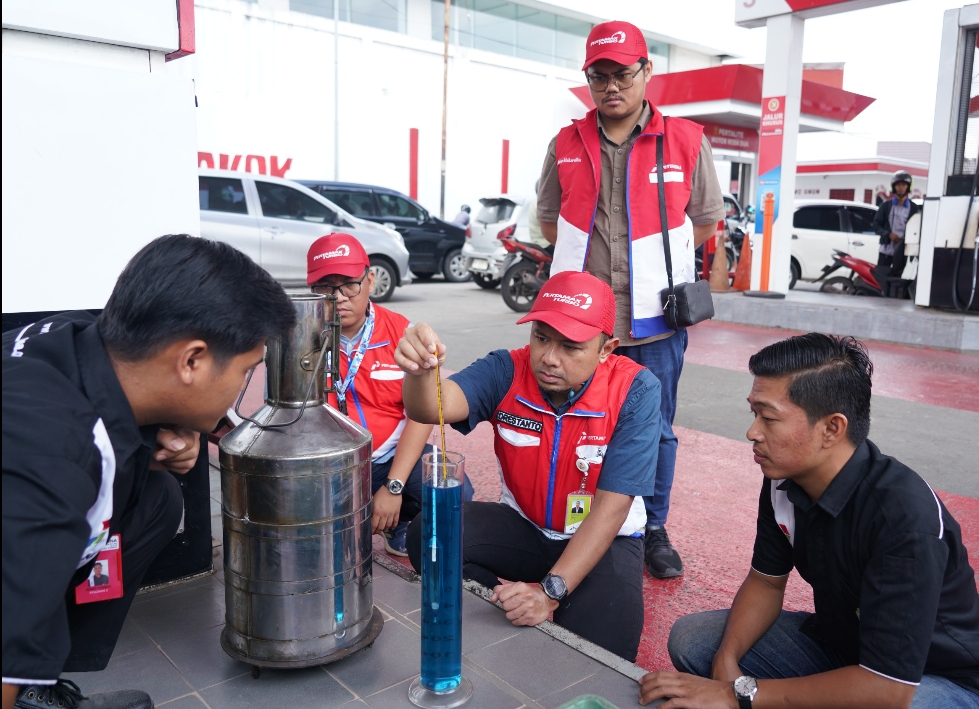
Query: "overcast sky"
561 0 969 160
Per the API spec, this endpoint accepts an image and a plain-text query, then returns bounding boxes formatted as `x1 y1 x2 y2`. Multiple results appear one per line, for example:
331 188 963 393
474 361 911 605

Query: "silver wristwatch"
385 478 405 495
733 676 758 708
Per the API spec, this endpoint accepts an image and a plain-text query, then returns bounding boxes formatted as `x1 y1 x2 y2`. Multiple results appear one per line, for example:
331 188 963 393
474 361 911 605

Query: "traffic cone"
732 233 753 291
709 221 731 293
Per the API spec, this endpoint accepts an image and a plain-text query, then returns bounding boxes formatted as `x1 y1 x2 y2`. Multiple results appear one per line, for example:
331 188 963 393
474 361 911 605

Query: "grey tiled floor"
63 462 649 708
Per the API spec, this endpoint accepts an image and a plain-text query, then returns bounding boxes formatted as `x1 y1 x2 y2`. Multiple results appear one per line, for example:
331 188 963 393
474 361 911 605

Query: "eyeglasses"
311 275 366 297
585 64 645 92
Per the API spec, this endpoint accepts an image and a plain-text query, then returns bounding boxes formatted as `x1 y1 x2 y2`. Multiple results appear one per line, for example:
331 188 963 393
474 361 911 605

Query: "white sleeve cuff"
3 677 58 685
859 665 921 686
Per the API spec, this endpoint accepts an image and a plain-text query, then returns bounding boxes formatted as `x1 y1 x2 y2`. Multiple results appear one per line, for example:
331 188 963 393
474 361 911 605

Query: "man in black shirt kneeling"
2 236 295 709
639 333 978 708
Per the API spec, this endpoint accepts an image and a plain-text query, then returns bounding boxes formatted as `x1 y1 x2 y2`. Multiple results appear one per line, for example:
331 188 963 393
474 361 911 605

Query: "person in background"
537 20 725 579
640 334 979 709
873 170 919 287
306 233 472 556
3 235 295 709
453 204 471 228
397 271 661 662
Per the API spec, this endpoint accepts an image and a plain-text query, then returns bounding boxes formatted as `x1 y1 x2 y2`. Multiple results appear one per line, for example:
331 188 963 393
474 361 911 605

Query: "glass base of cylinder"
408 676 473 708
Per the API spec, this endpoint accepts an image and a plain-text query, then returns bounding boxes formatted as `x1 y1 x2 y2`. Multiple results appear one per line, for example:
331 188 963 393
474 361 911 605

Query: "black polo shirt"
751 440 979 694
2 314 157 683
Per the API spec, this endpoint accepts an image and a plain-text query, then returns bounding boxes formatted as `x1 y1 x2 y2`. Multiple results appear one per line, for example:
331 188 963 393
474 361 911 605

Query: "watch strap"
737 697 753 709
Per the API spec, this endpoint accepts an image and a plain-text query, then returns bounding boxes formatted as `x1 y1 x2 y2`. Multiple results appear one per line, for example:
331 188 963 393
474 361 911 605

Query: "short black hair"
99 235 295 363
748 333 873 445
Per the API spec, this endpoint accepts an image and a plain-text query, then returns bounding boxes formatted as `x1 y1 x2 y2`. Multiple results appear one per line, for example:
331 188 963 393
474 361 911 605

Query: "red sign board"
698 121 759 154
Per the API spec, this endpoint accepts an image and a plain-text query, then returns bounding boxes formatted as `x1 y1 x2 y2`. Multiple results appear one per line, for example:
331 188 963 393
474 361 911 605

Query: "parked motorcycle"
815 248 912 298
499 236 552 312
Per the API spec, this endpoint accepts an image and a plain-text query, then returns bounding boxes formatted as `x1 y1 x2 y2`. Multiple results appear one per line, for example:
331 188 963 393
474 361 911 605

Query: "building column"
406 0 432 40
750 13 804 294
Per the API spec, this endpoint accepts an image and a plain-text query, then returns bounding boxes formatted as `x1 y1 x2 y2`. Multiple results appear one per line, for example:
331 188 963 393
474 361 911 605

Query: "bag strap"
656 124 677 323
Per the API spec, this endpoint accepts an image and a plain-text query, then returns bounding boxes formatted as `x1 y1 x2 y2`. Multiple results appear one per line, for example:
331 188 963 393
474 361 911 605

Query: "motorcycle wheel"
502 261 540 312
819 276 856 295
472 273 501 290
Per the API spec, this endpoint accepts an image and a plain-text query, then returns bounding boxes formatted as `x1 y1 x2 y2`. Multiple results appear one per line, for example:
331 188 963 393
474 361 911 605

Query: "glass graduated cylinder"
419 451 465 694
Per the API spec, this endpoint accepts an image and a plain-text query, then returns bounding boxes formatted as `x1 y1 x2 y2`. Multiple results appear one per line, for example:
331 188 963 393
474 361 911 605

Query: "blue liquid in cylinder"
420 480 463 693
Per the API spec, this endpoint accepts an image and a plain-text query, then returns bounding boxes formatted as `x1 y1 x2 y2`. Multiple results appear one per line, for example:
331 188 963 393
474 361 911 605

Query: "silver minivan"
461 195 531 288
199 170 411 301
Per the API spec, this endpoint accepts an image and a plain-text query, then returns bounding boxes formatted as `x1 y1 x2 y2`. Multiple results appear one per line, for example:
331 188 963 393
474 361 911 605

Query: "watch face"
734 676 757 699
386 479 404 495
543 574 567 600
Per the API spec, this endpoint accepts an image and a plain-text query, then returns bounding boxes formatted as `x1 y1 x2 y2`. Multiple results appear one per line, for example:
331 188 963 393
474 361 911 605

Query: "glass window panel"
793 206 842 232
199 177 248 214
555 17 591 70
475 198 516 224
320 190 376 216
515 7 554 64
471 0 516 57
256 182 336 223
647 39 670 73
377 193 424 219
290 0 334 19
847 207 878 235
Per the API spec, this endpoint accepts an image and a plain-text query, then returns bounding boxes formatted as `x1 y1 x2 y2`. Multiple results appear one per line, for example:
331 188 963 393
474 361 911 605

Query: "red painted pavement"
686 321 979 413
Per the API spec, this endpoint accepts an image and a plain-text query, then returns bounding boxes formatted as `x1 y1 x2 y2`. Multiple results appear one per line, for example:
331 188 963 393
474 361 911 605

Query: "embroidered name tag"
496 410 543 433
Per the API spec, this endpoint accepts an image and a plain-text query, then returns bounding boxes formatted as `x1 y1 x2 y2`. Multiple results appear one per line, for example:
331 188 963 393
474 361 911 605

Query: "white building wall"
173 0 717 219
1 22 199 313
794 172 927 204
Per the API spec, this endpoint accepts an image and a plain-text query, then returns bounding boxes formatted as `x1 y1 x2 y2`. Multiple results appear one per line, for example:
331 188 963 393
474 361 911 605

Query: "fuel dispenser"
909 4 979 312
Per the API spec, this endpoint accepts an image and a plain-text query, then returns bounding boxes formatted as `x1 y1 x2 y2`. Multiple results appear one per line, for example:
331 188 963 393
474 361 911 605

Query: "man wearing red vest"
307 234 472 556
537 21 725 579
397 271 661 661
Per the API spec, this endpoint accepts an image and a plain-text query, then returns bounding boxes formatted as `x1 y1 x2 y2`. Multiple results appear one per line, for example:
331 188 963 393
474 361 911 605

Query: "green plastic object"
553 695 622 709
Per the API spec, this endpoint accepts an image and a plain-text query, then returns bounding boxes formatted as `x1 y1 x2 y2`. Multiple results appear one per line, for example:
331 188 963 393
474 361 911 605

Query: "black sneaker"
16 679 153 709
644 526 683 579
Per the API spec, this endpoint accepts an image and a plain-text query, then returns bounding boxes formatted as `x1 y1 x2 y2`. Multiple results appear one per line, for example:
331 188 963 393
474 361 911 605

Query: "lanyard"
335 303 375 414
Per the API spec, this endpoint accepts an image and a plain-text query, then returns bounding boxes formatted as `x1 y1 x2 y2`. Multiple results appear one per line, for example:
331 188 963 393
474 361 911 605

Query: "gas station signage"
698 121 759 153
735 0 905 28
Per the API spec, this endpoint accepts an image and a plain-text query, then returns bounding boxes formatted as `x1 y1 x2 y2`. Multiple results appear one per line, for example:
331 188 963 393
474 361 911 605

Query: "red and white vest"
552 107 704 339
492 347 647 538
327 305 409 461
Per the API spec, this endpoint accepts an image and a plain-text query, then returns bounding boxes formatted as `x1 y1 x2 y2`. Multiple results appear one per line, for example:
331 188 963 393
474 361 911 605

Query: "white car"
789 199 879 288
461 195 532 289
198 170 411 301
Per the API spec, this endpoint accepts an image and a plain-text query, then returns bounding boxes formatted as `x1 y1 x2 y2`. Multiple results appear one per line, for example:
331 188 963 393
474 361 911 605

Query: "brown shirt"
537 103 725 346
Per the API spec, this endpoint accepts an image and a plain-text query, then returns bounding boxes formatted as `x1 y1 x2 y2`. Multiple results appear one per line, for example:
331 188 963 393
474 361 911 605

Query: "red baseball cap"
582 21 648 70
306 233 370 284
516 271 616 342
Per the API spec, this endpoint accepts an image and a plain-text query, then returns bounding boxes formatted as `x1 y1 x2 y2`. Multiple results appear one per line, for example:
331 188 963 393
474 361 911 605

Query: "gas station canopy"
570 63 875 141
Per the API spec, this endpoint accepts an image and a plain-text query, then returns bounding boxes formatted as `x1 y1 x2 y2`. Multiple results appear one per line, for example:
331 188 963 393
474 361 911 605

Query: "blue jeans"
669 610 979 708
616 329 687 527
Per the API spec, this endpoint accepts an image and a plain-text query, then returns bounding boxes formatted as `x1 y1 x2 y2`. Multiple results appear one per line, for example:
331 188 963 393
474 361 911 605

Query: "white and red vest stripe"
552 107 704 338
492 346 647 539
327 305 410 461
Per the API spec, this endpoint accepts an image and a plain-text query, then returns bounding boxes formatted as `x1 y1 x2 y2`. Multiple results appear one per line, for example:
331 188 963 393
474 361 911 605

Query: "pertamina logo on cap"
590 30 626 47
313 244 351 261
542 292 593 310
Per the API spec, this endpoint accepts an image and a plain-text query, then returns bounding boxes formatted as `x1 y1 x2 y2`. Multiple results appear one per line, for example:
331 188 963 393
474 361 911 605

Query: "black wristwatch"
385 478 405 495
733 676 758 709
540 573 568 604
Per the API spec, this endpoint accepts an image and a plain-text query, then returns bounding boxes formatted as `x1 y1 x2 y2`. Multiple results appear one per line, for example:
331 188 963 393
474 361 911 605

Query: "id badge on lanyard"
564 458 594 534
75 534 124 604
334 305 375 416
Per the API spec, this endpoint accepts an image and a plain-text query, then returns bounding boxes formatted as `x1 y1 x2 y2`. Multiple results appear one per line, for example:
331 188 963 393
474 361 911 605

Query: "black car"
298 181 470 282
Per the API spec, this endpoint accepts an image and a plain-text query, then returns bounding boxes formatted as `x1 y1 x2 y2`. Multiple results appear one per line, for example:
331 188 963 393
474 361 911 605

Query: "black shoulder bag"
656 128 714 330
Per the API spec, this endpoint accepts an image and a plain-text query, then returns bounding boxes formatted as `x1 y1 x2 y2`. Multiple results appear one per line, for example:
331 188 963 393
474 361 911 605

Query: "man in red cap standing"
537 20 726 580
307 233 472 556
396 271 661 661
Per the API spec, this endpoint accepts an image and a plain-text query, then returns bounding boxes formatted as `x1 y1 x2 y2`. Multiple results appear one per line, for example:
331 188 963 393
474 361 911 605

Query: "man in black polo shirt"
639 334 978 708
2 235 294 709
